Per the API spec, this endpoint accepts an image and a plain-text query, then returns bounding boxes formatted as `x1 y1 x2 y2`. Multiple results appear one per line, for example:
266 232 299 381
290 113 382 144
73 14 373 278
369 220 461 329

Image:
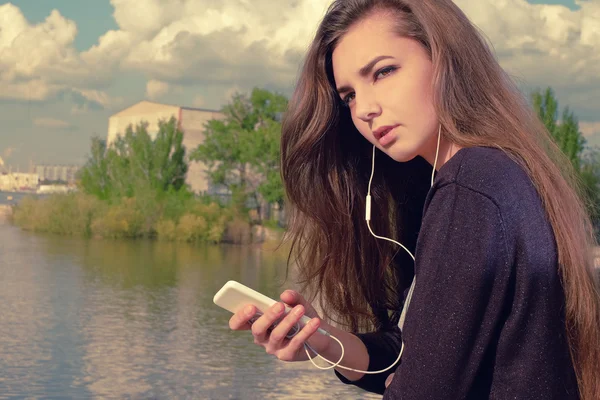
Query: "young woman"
228 0 600 398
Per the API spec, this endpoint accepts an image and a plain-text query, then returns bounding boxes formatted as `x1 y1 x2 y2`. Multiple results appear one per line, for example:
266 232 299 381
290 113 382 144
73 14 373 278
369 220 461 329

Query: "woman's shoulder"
429 146 555 267
435 146 536 207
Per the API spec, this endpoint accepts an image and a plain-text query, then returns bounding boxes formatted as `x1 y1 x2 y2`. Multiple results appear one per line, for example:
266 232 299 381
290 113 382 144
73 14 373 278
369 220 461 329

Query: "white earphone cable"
299 125 442 373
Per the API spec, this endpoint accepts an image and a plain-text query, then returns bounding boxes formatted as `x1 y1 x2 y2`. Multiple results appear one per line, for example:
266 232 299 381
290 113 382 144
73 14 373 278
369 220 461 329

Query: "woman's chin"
386 148 418 163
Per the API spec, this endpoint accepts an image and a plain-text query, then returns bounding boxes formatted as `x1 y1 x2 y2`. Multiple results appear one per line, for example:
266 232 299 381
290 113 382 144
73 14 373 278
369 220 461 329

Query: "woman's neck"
422 135 463 171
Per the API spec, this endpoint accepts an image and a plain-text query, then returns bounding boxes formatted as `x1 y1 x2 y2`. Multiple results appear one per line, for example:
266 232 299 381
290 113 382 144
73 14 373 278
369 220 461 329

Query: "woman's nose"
355 94 381 122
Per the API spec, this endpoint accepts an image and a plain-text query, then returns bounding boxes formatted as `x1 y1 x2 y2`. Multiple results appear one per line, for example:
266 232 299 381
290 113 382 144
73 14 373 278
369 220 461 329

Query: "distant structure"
107 101 225 194
34 164 80 184
0 172 39 192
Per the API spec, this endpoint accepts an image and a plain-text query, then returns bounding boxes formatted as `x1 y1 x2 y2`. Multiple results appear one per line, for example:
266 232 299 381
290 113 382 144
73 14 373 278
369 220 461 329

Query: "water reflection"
0 224 378 399
0 223 91 397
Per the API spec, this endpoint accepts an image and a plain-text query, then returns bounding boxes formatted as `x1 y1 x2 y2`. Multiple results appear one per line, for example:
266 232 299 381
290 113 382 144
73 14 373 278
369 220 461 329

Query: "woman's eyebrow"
336 55 394 95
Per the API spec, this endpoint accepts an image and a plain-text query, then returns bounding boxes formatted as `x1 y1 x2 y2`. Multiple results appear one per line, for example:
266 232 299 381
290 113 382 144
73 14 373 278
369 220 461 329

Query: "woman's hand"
385 373 395 388
228 290 331 362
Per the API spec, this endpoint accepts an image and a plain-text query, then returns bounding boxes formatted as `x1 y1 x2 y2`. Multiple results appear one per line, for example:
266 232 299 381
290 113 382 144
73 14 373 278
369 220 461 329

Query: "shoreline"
0 204 12 223
1 204 598 269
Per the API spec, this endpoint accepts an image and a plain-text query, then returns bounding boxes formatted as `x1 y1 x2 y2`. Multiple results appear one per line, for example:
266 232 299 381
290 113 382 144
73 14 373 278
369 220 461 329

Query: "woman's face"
332 12 440 164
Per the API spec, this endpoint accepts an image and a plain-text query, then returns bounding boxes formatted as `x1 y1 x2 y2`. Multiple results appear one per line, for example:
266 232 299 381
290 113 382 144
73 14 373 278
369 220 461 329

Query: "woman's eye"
342 92 355 106
375 66 396 80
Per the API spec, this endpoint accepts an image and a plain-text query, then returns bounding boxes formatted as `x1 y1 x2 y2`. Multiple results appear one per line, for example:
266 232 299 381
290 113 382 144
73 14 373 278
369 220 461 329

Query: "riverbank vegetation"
12 88 287 244
11 191 242 242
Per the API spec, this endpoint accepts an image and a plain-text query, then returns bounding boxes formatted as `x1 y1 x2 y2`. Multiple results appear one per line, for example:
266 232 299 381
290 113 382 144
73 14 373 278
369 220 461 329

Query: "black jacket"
335 147 579 399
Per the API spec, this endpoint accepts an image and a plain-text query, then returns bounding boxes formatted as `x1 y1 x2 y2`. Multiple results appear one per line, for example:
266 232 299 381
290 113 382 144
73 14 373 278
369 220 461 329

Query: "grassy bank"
11 192 282 245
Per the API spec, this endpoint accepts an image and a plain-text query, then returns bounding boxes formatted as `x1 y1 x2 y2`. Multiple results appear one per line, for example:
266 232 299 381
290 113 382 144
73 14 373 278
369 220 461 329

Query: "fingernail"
310 318 320 327
245 305 254 316
272 303 284 313
294 305 304 316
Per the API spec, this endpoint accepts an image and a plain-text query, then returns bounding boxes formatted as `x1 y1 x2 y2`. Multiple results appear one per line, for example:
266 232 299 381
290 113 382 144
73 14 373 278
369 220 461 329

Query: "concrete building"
38 184 72 194
107 101 224 194
34 164 80 183
0 173 39 192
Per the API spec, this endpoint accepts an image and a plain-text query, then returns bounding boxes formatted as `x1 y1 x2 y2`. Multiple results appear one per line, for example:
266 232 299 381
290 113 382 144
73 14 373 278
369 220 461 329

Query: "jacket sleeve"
383 182 511 399
334 326 403 395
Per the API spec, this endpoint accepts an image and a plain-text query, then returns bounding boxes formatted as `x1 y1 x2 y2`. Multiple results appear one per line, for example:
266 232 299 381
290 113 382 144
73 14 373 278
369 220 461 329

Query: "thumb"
280 289 306 306
280 290 318 316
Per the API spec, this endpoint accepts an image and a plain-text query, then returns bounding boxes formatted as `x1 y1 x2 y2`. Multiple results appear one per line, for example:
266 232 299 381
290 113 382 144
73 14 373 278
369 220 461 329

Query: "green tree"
580 150 600 224
532 87 585 170
532 87 600 225
78 137 111 200
247 89 287 214
190 94 253 205
78 116 188 200
190 87 288 220
533 87 559 136
558 108 585 171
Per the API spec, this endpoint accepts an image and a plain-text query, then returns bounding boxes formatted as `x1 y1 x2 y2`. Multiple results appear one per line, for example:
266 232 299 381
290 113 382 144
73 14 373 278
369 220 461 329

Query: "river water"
0 222 378 399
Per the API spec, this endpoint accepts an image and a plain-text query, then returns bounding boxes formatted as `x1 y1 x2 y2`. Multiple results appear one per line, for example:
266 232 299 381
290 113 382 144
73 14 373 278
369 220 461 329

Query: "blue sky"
0 0 598 170
528 0 580 7
7 1 119 51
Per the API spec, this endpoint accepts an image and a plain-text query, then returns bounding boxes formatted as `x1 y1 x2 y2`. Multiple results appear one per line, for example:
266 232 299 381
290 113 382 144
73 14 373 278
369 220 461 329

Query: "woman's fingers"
279 290 299 305
250 302 285 344
278 317 323 361
268 304 305 347
280 290 317 318
228 297 326 364
229 304 256 331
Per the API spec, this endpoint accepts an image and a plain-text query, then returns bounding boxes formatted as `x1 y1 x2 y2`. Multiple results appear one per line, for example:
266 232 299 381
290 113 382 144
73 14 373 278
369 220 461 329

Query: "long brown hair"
280 0 600 398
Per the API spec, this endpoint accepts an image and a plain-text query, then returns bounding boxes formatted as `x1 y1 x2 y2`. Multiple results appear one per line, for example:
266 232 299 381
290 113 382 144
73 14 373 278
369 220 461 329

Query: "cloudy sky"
0 0 598 170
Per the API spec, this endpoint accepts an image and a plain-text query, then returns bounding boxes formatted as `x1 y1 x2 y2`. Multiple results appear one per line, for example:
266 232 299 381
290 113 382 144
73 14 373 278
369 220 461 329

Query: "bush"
12 193 104 236
155 219 176 241
223 217 252 244
91 197 145 238
153 198 230 243
11 190 266 244
207 215 228 243
175 213 208 242
262 218 283 231
158 188 195 222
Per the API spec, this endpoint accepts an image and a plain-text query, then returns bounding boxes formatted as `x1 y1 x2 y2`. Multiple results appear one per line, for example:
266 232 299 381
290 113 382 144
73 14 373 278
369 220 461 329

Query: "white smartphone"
213 280 329 337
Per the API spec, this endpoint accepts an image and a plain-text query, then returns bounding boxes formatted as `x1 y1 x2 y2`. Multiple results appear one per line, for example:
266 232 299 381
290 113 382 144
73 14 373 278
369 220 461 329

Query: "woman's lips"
378 126 397 146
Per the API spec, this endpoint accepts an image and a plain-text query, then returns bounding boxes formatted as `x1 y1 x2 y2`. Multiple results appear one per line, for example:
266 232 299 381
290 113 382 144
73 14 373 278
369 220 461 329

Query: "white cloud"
2 147 17 158
224 85 243 101
80 29 133 70
0 6 78 79
70 104 90 115
0 4 120 107
146 79 170 100
192 95 206 108
1 0 599 120
454 0 600 117
109 0 600 116
113 0 330 86
73 89 118 109
580 121 600 137
0 79 60 101
33 118 72 129
111 0 183 39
